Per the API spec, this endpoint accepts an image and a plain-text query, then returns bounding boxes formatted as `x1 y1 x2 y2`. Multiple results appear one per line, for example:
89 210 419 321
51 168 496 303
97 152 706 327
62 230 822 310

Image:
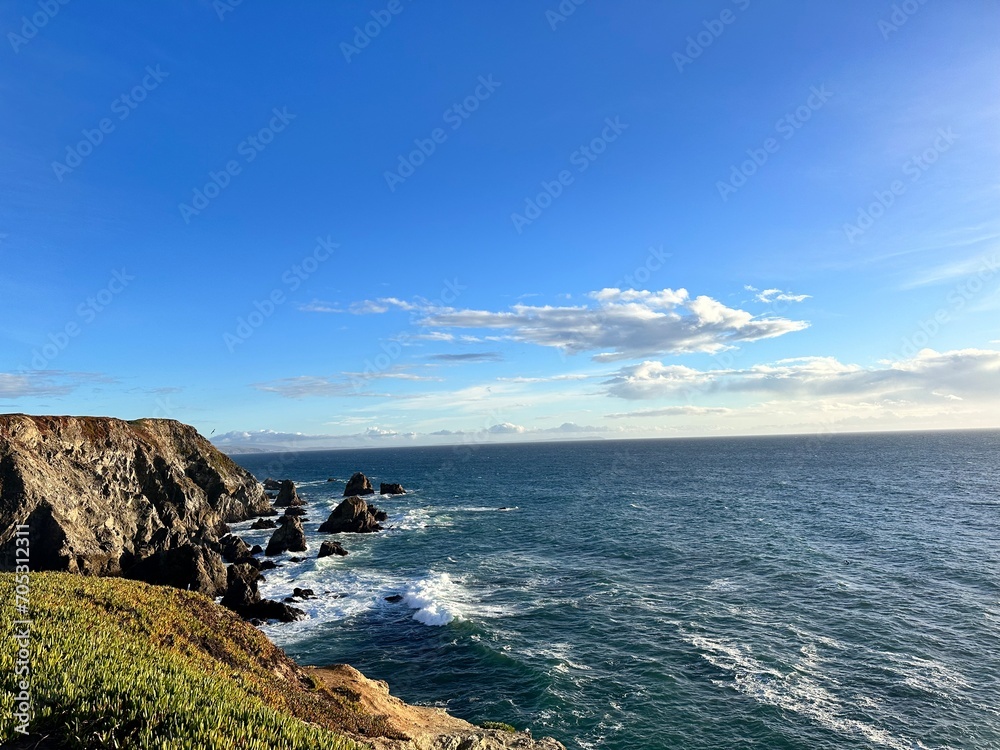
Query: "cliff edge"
0 414 269 591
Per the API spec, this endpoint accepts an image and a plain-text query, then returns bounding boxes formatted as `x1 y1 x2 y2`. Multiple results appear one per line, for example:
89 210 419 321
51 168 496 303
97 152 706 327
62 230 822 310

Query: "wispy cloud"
899 250 1000 289
604 348 1000 402
0 370 112 400
253 366 440 398
745 285 812 304
606 405 733 418
427 352 503 362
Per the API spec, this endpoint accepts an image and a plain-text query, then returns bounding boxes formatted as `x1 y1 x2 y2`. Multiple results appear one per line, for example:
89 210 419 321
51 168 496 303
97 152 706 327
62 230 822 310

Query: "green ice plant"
0 572 374 749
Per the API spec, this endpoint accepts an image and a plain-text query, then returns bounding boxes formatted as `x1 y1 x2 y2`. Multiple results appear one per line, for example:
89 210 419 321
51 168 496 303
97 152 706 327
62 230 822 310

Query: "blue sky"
2 1 998 449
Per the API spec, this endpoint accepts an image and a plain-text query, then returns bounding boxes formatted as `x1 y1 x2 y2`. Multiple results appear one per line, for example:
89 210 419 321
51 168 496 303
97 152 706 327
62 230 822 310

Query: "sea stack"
343 472 374 496
318 496 386 533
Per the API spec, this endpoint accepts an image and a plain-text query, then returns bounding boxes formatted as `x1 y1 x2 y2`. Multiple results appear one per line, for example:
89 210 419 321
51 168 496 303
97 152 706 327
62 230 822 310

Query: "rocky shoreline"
0 414 565 749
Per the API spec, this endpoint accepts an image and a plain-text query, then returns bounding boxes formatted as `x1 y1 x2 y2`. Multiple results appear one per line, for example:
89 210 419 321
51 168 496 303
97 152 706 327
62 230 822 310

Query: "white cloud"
606 405 733 419
604 348 1000 402
754 288 812 304
496 373 593 384
417 287 808 361
486 422 526 434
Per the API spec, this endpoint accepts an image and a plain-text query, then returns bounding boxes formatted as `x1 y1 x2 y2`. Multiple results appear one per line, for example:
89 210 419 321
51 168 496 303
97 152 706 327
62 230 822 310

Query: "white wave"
403 572 466 626
447 505 519 513
880 652 972 698
684 633 936 750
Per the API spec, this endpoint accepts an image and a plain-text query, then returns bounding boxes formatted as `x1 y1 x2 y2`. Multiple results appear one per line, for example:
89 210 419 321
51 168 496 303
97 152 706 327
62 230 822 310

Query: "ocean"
231 430 1000 750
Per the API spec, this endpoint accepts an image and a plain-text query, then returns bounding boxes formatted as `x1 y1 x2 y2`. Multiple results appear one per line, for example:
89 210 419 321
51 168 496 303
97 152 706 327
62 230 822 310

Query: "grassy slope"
0 573 401 749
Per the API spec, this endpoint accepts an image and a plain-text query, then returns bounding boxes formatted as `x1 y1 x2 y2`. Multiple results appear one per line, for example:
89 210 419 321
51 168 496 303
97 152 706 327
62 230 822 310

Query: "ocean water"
231 431 1000 750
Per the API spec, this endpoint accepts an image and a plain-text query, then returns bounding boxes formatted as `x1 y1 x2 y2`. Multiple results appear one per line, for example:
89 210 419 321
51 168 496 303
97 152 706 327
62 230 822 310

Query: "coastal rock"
318 496 384 534
263 478 283 490
265 517 307 556
221 562 303 622
250 544 263 555
344 472 374 496
380 483 406 495
307 664 566 750
221 561 262 610
244 599 305 622
251 517 277 529
0 415 269 585
318 541 349 558
219 534 252 563
283 506 308 516
274 480 304 507
123 543 228 597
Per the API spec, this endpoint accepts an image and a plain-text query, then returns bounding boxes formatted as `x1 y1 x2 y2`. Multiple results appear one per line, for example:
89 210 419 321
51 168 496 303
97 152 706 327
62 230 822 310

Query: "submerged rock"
318 496 384 534
379 482 405 495
344 472 374 496
265 517 307 556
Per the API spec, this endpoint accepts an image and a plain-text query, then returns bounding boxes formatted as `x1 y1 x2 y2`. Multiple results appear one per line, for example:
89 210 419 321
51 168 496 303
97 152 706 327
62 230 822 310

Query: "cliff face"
0 415 268 587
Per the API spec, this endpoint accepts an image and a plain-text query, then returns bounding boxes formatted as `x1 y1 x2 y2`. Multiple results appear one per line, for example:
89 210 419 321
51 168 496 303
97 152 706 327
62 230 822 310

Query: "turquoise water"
232 431 1000 749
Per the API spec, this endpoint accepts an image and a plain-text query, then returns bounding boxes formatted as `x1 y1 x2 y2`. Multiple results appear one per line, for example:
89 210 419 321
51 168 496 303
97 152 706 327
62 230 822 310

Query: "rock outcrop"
318 496 385 534
221 562 303 622
380 482 406 495
273 479 304 507
344 472 374 496
318 540 349 558
124 543 228 596
265 516 307 555
219 533 253 563
0 415 269 596
308 665 566 750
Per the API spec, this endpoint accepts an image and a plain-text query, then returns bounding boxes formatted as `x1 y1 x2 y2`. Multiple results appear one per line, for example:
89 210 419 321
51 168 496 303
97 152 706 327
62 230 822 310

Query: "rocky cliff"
0 414 269 588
